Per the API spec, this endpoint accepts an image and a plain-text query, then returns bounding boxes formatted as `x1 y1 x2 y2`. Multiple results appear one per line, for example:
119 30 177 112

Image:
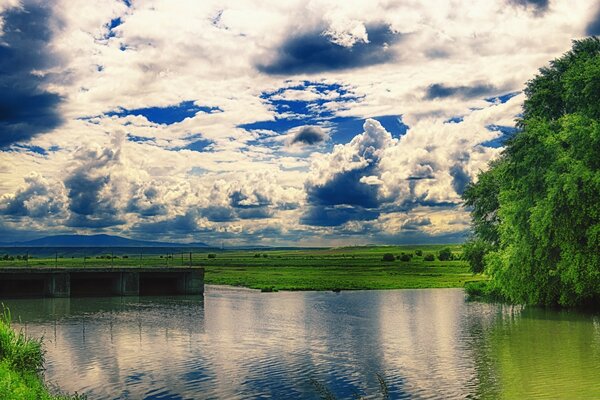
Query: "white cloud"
0 0 596 244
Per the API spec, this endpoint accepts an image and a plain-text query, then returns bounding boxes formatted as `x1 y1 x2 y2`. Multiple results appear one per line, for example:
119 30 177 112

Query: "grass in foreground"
0 307 83 400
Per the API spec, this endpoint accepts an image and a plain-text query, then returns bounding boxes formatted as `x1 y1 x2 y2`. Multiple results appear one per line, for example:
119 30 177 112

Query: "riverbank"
0 309 82 399
202 246 485 291
0 245 486 292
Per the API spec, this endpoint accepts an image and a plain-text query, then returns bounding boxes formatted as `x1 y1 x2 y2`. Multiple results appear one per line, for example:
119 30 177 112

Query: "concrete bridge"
0 267 204 297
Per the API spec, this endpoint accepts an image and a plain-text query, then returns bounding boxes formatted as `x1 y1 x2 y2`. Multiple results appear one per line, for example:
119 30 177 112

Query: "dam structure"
0 267 204 298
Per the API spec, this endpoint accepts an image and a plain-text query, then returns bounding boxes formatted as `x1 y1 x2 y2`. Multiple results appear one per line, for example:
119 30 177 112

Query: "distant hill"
2 234 209 248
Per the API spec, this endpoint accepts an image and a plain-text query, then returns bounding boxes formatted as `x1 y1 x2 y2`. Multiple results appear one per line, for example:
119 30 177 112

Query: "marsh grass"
0 305 84 400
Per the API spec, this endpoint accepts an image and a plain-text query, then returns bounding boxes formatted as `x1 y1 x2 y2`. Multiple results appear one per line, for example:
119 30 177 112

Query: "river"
3 286 599 399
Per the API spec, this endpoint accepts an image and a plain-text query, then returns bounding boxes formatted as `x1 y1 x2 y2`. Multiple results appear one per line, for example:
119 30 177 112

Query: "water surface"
4 287 600 399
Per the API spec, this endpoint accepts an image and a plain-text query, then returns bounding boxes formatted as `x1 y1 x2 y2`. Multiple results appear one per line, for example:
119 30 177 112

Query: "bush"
423 254 435 262
398 254 411 262
382 253 395 262
415 250 423 256
263 254 268 258
437 248 453 261
254 253 261 258
207 253 217 259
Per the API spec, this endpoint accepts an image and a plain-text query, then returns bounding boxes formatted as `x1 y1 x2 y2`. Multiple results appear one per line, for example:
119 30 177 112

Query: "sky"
0 0 598 246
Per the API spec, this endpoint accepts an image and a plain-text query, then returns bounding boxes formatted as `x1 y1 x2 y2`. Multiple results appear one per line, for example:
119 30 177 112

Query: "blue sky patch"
485 91 520 104
482 125 518 148
329 115 408 143
107 101 221 125
183 138 214 152
239 82 407 144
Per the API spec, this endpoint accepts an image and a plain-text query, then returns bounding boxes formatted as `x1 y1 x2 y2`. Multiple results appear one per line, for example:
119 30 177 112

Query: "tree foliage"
463 37 600 306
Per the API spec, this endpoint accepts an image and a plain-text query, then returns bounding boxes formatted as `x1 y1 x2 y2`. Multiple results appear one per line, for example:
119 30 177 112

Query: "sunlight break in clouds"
0 0 598 245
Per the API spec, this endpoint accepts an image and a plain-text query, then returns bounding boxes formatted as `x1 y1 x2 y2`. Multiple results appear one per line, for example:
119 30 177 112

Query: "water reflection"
2 287 599 399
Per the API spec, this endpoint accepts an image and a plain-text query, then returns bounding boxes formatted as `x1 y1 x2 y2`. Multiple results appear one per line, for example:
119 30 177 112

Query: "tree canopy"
463 37 600 307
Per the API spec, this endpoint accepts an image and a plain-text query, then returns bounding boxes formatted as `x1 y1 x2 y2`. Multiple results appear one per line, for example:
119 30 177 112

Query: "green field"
0 245 486 291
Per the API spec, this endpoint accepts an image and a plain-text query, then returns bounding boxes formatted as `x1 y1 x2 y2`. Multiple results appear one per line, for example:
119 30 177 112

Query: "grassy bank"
0 308 82 400
0 245 487 291
200 245 487 291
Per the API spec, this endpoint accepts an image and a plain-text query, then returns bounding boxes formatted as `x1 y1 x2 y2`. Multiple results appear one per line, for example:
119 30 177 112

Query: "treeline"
463 38 600 307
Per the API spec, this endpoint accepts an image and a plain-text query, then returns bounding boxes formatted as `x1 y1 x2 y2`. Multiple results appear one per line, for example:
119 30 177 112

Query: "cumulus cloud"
425 83 499 100
0 0 595 245
587 6 600 35
0 173 67 218
508 0 550 14
258 24 400 74
0 1 63 147
289 126 328 146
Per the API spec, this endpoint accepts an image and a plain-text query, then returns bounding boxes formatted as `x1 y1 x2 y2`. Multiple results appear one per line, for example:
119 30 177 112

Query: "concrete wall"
0 268 204 298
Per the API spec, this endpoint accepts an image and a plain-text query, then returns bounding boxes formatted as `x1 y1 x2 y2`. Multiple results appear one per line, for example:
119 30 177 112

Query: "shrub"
382 253 395 262
399 254 411 262
437 248 453 261
207 253 217 259
254 253 261 258
263 254 268 258
415 250 423 256
423 254 435 262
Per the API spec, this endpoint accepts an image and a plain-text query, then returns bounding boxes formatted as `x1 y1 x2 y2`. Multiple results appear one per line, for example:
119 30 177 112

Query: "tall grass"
0 305 84 400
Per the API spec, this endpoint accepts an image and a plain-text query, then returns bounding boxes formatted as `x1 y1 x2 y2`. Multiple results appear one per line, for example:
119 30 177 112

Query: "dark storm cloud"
425 83 498 100
300 206 379 227
201 206 236 222
307 168 380 209
0 175 63 218
63 147 123 228
587 7 600 36
290 126 327 145
237 207 272 220
302 164 382 226
131 212 201 235
229 190 271 208
0 2 63 147
258 24 400 75
449 164 471 195
507 0 549 13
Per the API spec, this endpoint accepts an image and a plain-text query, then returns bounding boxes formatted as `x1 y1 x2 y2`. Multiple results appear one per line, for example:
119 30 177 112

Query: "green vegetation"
0 245 483 292
463 38 600 307
199 246 481 291
437 248 453 261
381 253 396 262
0 308 82 400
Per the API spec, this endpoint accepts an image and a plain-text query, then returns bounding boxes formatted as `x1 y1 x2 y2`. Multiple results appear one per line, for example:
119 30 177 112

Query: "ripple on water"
4 288 600 399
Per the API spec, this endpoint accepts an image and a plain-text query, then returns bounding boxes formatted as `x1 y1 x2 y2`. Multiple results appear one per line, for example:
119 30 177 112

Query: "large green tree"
463 37 600 306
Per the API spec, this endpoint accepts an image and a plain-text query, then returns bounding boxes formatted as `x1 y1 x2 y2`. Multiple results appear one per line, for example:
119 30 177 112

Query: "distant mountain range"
0 234 210 248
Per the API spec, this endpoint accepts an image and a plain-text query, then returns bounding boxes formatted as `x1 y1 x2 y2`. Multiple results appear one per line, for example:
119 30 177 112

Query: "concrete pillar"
115 272 139 296
47 273 70 298
181 270 204 295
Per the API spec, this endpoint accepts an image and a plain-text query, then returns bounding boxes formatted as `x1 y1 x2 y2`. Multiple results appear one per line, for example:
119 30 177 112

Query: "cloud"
0 2 63 147
63 135 127 228
0 173 66 218
302 119 393 225
508 0 550 13
587 7 600 35
289 126 328 145
258 24 400 75
425 83 499 100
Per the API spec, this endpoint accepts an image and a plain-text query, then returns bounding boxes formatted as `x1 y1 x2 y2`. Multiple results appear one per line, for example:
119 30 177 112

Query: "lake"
3 287 600 399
